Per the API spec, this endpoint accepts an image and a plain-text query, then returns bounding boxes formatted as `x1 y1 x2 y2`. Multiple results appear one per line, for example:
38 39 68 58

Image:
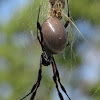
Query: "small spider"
21 0 71 100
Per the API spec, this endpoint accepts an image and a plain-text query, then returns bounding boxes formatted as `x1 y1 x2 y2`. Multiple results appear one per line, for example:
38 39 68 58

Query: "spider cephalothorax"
41 51 52 66
21 0 71 100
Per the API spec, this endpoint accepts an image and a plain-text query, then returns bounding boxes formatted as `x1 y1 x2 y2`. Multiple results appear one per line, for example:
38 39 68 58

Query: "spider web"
0 0 100 100
17 1 100 100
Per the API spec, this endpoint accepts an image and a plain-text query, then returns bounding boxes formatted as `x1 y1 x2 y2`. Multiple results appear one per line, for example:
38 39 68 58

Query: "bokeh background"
0 0 100 100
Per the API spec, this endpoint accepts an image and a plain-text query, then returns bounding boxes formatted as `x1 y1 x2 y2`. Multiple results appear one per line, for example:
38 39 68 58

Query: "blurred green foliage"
0 0 100 100
70 0 100 24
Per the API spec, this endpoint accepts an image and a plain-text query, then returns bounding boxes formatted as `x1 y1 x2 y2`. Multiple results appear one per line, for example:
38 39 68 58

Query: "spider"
21 0 71 100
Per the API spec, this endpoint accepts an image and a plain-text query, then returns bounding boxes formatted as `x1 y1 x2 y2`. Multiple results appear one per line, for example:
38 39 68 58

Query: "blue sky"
0 0 29 24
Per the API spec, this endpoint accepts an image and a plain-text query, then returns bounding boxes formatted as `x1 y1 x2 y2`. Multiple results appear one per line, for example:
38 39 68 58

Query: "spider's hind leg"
37 5 45 51
64 0 70 28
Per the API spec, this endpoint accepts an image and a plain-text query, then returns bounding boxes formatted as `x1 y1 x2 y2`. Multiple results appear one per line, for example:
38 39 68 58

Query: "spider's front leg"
52 59 64 100
30 56 42 100
53 58 71 100
21 56 42 100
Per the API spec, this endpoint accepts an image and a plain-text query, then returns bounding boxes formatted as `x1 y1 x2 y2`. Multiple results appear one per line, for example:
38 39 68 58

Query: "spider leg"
37 5 45 51
37 5 41 42
21 56 42 100
30 56 42 100
52 60 64 100
64 0 70 28
53 57 71 100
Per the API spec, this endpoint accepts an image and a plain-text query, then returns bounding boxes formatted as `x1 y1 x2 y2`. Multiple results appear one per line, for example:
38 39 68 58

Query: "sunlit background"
0 0 100 100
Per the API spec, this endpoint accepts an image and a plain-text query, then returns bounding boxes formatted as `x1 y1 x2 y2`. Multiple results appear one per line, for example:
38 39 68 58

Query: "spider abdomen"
41 17 68 54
